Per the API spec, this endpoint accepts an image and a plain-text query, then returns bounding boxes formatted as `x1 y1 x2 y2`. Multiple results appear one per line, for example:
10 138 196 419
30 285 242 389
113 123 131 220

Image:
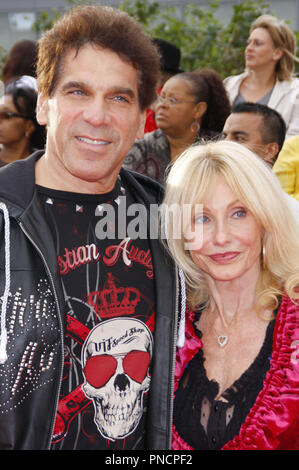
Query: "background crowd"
2 8 299 197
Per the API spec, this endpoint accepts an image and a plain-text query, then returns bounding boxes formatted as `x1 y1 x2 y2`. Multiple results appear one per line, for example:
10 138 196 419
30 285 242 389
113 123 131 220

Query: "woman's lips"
209 252 240 263
155 112 167 120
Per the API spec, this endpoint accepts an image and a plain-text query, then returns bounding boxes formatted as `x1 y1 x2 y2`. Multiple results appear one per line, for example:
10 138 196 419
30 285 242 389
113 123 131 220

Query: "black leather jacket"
0 152 181 450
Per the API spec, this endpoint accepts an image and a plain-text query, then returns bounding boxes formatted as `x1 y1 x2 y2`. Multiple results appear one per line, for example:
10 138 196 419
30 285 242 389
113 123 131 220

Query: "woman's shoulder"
223 72 247 87
223 72 248 103
273 76 299 94
143 128 166 142
125 129 165 156
290 76 299 87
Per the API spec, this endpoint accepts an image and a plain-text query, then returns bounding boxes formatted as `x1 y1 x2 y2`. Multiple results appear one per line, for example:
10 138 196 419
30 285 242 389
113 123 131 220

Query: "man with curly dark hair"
0 5 183 450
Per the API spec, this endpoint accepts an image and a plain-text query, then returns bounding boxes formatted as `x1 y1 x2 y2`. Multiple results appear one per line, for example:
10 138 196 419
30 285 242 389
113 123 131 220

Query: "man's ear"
36 93 49 126
136 110 146 140
263 142 279 165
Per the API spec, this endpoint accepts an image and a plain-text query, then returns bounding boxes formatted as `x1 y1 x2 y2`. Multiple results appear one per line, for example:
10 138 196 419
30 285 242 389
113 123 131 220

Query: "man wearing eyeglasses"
0 6 183 451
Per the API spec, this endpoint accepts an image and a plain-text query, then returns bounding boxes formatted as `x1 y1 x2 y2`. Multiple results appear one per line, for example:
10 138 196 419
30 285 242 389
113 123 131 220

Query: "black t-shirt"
37 178 155 450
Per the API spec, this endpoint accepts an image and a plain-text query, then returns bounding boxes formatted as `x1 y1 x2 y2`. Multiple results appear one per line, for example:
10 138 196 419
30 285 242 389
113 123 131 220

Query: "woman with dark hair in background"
124 69 231 183
0 75 46 166
2 40 38 84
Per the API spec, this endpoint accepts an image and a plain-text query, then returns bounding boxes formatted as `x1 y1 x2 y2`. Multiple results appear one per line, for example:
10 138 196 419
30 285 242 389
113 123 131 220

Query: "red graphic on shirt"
52 313 155 444
52 315 91 443
58 243 100 275
84 350 150 388
103 238 153 279
57 239 154 279
81 318 153 441
87 273 140 319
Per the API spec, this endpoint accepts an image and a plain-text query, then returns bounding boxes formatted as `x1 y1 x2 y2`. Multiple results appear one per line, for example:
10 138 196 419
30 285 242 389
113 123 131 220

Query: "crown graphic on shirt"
87 273 141 318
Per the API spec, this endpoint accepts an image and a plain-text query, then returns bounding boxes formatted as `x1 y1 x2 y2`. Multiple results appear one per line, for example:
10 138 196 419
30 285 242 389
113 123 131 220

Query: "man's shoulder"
0 151 41 209
120 167 164 205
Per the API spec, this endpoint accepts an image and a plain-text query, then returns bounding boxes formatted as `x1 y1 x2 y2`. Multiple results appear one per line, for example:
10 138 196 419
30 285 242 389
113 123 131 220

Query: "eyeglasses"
0 111 31 120
157 95 197 106
83 350 151 387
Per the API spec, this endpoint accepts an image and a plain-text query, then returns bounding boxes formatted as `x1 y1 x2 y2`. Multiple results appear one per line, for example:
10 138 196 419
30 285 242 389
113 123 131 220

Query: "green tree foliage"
31 0 93 35
119 0 161 27
119 0 272 77
0 46 7 79
4 0 295 80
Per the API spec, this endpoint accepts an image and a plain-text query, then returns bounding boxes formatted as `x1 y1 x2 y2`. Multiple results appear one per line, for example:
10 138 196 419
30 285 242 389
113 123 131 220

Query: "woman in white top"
224 15 299 139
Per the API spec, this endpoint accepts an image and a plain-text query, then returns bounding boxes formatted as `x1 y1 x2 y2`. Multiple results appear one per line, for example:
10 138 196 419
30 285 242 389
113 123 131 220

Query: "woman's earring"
262 243 266 270
190 121 200 134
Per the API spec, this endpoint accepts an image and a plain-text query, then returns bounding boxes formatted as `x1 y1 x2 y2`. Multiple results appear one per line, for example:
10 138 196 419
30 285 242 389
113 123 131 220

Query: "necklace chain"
209 306 255 348
210 308 236 348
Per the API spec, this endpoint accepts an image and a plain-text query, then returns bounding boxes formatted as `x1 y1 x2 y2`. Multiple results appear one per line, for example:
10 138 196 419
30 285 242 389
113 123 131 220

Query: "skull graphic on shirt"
81 317 153 441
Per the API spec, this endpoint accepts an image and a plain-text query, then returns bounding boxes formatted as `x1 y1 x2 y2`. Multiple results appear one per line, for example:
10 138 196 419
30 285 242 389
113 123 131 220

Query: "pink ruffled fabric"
172 425 194 450
172 309 201 451
172 296 299 450
174 309 203 394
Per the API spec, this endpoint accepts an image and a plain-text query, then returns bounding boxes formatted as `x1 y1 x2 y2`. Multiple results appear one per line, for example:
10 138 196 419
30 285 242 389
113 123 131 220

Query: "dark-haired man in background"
222 102 299 217
222 102 285 165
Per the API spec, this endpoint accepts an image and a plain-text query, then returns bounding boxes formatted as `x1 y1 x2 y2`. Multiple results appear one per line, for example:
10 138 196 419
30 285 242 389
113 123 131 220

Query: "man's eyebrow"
60 82 137 99
232 130 248 136
108 86 137 99
60 81 87 92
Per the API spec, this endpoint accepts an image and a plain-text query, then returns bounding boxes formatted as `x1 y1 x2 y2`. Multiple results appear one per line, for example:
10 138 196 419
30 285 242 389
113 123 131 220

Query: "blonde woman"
161 140 299 450
224 15 299 138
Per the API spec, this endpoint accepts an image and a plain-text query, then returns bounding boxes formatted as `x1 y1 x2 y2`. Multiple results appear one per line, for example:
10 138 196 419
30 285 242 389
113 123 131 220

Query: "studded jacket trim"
0 151 179 450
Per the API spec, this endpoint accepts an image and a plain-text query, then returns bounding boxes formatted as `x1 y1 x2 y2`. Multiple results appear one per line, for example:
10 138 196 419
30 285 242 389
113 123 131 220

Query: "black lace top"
173 309 277 450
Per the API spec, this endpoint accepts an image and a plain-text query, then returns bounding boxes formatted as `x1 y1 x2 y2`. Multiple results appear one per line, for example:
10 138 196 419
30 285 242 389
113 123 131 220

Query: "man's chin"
65 163 119 193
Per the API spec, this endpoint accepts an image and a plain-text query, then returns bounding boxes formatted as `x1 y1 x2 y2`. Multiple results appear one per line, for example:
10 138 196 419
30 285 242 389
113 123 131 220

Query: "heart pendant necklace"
212 323 230 347
208 306 238 348
212 316 234 348
210 306 254 348
217 335 228 347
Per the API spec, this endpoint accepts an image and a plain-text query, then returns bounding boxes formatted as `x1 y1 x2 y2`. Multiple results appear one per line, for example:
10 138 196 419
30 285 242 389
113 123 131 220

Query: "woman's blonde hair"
250 14 299 81
161 140 299 312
